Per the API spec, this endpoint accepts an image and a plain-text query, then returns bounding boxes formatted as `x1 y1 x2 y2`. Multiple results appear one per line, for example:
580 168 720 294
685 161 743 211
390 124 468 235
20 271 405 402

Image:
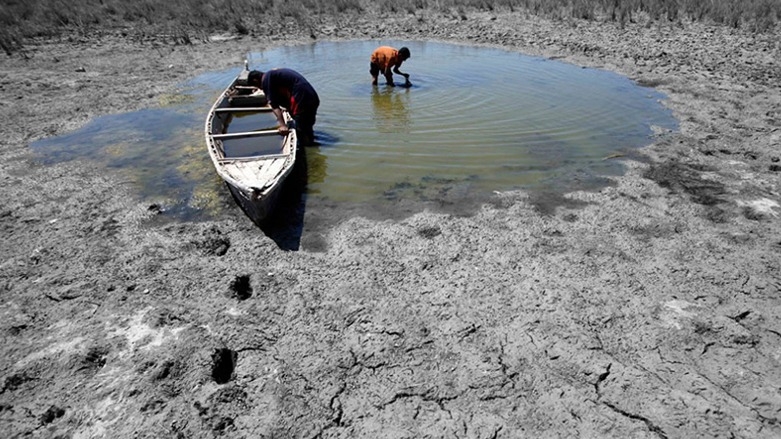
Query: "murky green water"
31 40 677 221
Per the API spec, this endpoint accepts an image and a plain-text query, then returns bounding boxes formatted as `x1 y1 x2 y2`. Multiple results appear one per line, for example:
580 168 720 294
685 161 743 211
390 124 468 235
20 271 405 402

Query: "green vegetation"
2 0 779 53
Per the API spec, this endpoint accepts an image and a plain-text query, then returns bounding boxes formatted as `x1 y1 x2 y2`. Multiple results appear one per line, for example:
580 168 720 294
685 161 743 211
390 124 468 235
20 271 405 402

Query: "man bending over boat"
370 46 411 87
247 68 320 146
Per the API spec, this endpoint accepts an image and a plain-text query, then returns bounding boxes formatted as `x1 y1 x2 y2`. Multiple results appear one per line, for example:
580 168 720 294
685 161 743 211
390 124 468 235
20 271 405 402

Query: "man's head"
399 47 411 60
247 70 264 87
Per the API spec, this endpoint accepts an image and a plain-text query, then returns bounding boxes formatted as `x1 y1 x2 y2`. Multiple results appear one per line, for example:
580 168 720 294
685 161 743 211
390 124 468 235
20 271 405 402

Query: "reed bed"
2 0 779 53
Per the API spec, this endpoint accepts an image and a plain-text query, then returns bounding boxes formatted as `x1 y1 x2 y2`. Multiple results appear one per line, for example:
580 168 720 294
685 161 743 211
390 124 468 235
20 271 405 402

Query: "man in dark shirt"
247 68 320 146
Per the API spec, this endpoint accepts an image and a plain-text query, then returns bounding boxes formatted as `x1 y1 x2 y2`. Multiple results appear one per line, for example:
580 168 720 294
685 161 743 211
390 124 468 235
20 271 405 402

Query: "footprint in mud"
211 348 237 384
229 275 252 301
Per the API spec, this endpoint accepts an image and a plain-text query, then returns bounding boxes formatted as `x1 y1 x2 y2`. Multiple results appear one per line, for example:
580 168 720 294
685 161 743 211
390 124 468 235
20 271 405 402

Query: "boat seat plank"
214 107 273 113
217 153 289 163
211 129 280 140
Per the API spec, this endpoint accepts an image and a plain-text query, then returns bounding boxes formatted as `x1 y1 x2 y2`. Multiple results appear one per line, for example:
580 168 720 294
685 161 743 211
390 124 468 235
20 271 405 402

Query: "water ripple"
260 40 678 203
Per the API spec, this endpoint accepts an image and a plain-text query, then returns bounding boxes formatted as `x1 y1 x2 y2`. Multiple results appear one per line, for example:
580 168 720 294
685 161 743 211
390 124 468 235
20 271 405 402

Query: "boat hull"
204 67 297 225
225 179 282 226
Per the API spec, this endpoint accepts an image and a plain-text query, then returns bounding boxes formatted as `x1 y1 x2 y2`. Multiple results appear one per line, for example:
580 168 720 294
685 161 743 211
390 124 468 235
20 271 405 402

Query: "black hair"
247 70 264 85
399 47 410 59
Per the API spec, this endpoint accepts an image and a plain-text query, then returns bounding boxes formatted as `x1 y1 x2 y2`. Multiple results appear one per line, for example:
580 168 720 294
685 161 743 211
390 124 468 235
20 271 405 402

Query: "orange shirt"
370 46 403 72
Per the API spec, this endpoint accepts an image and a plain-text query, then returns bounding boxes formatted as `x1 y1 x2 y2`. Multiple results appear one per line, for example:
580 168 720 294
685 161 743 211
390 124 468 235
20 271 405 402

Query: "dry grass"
2 0 779 53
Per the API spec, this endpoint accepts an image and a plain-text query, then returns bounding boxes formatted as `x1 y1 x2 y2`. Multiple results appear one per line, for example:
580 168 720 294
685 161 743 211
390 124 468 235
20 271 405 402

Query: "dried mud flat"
1 10 780 439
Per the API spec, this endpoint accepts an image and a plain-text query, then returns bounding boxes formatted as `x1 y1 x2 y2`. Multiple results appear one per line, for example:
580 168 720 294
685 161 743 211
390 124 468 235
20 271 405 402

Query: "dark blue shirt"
260 68 320 116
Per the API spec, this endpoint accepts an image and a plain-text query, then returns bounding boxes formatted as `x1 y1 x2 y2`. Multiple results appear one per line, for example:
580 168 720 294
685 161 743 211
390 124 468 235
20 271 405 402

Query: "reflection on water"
30 40 678 227
371 87 411 134
304 143 329 194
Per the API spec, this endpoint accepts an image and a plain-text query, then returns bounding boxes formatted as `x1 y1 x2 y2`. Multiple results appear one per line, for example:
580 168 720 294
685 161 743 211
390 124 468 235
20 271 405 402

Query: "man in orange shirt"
370 46 411 87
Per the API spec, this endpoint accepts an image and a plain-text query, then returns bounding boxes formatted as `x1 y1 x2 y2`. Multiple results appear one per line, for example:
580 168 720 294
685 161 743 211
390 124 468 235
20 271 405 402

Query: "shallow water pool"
32 40 677 221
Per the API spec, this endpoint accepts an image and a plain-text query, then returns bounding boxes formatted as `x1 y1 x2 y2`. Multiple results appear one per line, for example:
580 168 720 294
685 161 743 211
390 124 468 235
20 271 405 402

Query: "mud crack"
594 363 612 395
602 401 669 439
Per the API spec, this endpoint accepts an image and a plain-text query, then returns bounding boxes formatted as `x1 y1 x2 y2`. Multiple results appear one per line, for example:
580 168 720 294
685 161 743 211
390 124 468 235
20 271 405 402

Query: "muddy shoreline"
2 11 780 438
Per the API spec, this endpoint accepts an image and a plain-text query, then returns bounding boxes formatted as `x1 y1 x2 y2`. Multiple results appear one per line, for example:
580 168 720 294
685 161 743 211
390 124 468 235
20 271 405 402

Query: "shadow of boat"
255 145 309 251
253 129 335 251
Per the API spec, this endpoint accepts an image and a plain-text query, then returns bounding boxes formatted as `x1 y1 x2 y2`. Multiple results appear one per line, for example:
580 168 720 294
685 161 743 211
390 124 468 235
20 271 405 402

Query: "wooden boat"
205 63 297 225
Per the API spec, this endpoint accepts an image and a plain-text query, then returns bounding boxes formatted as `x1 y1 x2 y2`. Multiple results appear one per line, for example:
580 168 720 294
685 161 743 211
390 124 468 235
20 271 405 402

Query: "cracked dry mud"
1 9 780 439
